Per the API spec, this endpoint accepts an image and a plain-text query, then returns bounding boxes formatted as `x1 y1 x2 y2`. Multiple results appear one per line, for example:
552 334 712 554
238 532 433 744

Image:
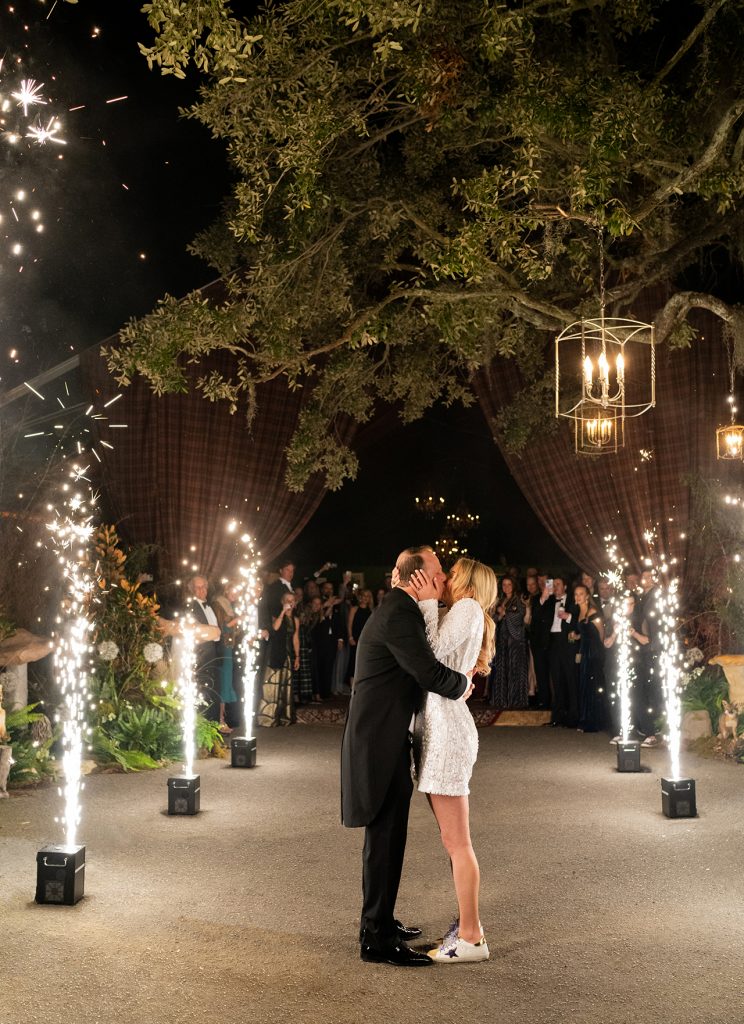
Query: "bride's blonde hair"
448 557 499 676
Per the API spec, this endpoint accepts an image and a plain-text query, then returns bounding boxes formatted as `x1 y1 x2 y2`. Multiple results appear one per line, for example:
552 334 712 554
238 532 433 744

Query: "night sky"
0 0 565 573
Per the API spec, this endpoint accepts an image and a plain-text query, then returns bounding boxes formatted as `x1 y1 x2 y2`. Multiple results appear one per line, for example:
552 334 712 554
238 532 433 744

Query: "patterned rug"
295 701 550 728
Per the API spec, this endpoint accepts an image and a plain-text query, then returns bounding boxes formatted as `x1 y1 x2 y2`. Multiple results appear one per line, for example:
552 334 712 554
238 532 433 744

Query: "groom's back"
341 589 422 826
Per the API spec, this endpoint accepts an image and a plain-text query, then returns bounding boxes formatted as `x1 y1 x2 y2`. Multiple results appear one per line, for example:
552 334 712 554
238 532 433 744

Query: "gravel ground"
2 726 744 1024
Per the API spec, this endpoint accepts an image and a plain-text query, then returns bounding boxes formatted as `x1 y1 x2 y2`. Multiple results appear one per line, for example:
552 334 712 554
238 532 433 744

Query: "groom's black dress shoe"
360 940 433 967
395 919 422 941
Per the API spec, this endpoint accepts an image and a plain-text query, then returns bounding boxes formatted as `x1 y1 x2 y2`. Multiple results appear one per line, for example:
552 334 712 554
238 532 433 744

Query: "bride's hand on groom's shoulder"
410 569 442 602
391 567 401 588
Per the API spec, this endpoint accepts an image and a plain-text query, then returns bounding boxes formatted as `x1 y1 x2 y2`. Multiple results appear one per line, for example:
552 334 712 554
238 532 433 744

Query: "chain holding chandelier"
716 329 744 460
555 227 656 455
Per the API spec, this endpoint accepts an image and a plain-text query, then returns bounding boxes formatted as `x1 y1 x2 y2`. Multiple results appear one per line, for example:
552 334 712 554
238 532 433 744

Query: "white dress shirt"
550 597 571 633
196 600 218 628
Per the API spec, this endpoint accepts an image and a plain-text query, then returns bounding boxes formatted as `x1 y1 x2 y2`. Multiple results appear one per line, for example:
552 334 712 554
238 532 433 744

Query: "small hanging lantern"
716 337 744 461
555 227 655 455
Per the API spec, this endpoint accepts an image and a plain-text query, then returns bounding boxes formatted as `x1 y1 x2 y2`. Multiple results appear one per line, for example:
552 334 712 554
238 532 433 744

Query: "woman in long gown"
409 557 498 964
256 592 300 727
571 584 605 733
489 575 530 709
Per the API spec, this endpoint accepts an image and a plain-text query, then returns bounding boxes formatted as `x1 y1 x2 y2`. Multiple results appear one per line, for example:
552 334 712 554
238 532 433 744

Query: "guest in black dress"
489 575 530 709
256 592 300 727
347 589 373 687
570 584 605 733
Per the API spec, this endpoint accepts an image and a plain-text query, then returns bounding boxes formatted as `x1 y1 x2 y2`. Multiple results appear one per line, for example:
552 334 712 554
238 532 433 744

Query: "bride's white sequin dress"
414 597 483 796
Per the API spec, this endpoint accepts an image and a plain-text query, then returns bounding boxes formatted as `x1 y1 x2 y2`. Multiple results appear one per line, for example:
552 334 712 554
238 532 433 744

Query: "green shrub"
6 703 57 786
681 665 729 732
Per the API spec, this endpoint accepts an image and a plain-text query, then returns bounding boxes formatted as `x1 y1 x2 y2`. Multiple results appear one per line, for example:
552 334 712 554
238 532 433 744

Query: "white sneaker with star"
429 933 490 963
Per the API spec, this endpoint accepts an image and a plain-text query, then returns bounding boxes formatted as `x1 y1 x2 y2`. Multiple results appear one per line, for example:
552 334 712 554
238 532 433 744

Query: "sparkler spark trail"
11 78 47 116
606 536 633 743
26 115 66 146
175 623 198 776
645 531 685 780
0 56 67 268
658 575 684 780
229 523 261 741
48 468 98 849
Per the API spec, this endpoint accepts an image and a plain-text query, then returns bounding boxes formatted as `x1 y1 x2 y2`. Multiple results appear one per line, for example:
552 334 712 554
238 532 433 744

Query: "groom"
341 546 472 967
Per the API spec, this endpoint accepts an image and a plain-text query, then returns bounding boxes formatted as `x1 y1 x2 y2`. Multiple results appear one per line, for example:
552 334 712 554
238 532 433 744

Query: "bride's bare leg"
429 793 481 943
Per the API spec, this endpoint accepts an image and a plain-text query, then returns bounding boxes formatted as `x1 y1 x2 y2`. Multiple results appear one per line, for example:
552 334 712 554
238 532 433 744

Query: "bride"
410 557 498 963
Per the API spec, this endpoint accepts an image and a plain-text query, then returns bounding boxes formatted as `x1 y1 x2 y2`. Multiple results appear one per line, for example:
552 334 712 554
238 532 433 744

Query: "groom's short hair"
396 545 434 584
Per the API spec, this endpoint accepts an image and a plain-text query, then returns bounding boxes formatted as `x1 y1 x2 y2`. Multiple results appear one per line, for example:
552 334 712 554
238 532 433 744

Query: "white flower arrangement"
687 647 704 665
98 640 119 662
143 642 164 664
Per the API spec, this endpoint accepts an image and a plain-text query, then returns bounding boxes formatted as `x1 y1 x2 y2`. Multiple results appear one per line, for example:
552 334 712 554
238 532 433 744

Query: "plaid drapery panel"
474 289 740 583
80 347 353 579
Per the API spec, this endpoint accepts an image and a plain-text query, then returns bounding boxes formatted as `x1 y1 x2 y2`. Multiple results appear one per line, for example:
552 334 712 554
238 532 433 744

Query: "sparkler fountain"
167 620 201 815
229 526 261 768
606 537 641 773
657 573 697 818
35 466 97 905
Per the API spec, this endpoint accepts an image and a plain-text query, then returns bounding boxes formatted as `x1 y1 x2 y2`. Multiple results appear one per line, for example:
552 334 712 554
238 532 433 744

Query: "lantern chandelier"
716 331 744 461
555 227 656 455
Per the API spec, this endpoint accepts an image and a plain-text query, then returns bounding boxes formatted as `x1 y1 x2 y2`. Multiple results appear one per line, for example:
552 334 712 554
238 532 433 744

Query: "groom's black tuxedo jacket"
340 588 467 828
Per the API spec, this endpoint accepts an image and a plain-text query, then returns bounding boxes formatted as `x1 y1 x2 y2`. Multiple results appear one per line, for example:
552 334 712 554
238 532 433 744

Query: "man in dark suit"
341 546 471 968
526 574 551 708
258 560 296 635
542 575 580 727
185 575 221 722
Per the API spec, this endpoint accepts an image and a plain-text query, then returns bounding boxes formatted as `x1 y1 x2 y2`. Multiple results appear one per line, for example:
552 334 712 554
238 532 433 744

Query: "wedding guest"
212 581 241 733
544 575 579 727
526 574 552 709
570 584 605 733
331 586 352 696
185 575 221 723
375 587 387 607
348 589 374 686
293 585 305 611
625 571 641 594
304 579 320 602
259 560 296 631
489 576 530 709
304 593 325 704
314 583 344 698
297 595 321 705
580 570 599 599
257 591 300 727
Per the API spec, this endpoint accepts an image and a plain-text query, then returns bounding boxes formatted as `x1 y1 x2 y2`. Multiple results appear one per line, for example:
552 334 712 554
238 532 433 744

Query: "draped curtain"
474 291 739 583
81 347 352 579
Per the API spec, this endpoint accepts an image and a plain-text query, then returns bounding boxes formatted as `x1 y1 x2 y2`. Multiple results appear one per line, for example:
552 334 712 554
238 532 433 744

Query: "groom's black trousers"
359 740 413 947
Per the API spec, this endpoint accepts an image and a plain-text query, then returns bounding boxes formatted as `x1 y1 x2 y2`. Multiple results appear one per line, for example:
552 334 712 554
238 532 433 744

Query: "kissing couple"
341 545 498 966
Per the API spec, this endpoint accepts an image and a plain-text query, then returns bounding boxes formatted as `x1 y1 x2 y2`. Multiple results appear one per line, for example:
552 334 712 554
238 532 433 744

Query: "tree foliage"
108 0 744 489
